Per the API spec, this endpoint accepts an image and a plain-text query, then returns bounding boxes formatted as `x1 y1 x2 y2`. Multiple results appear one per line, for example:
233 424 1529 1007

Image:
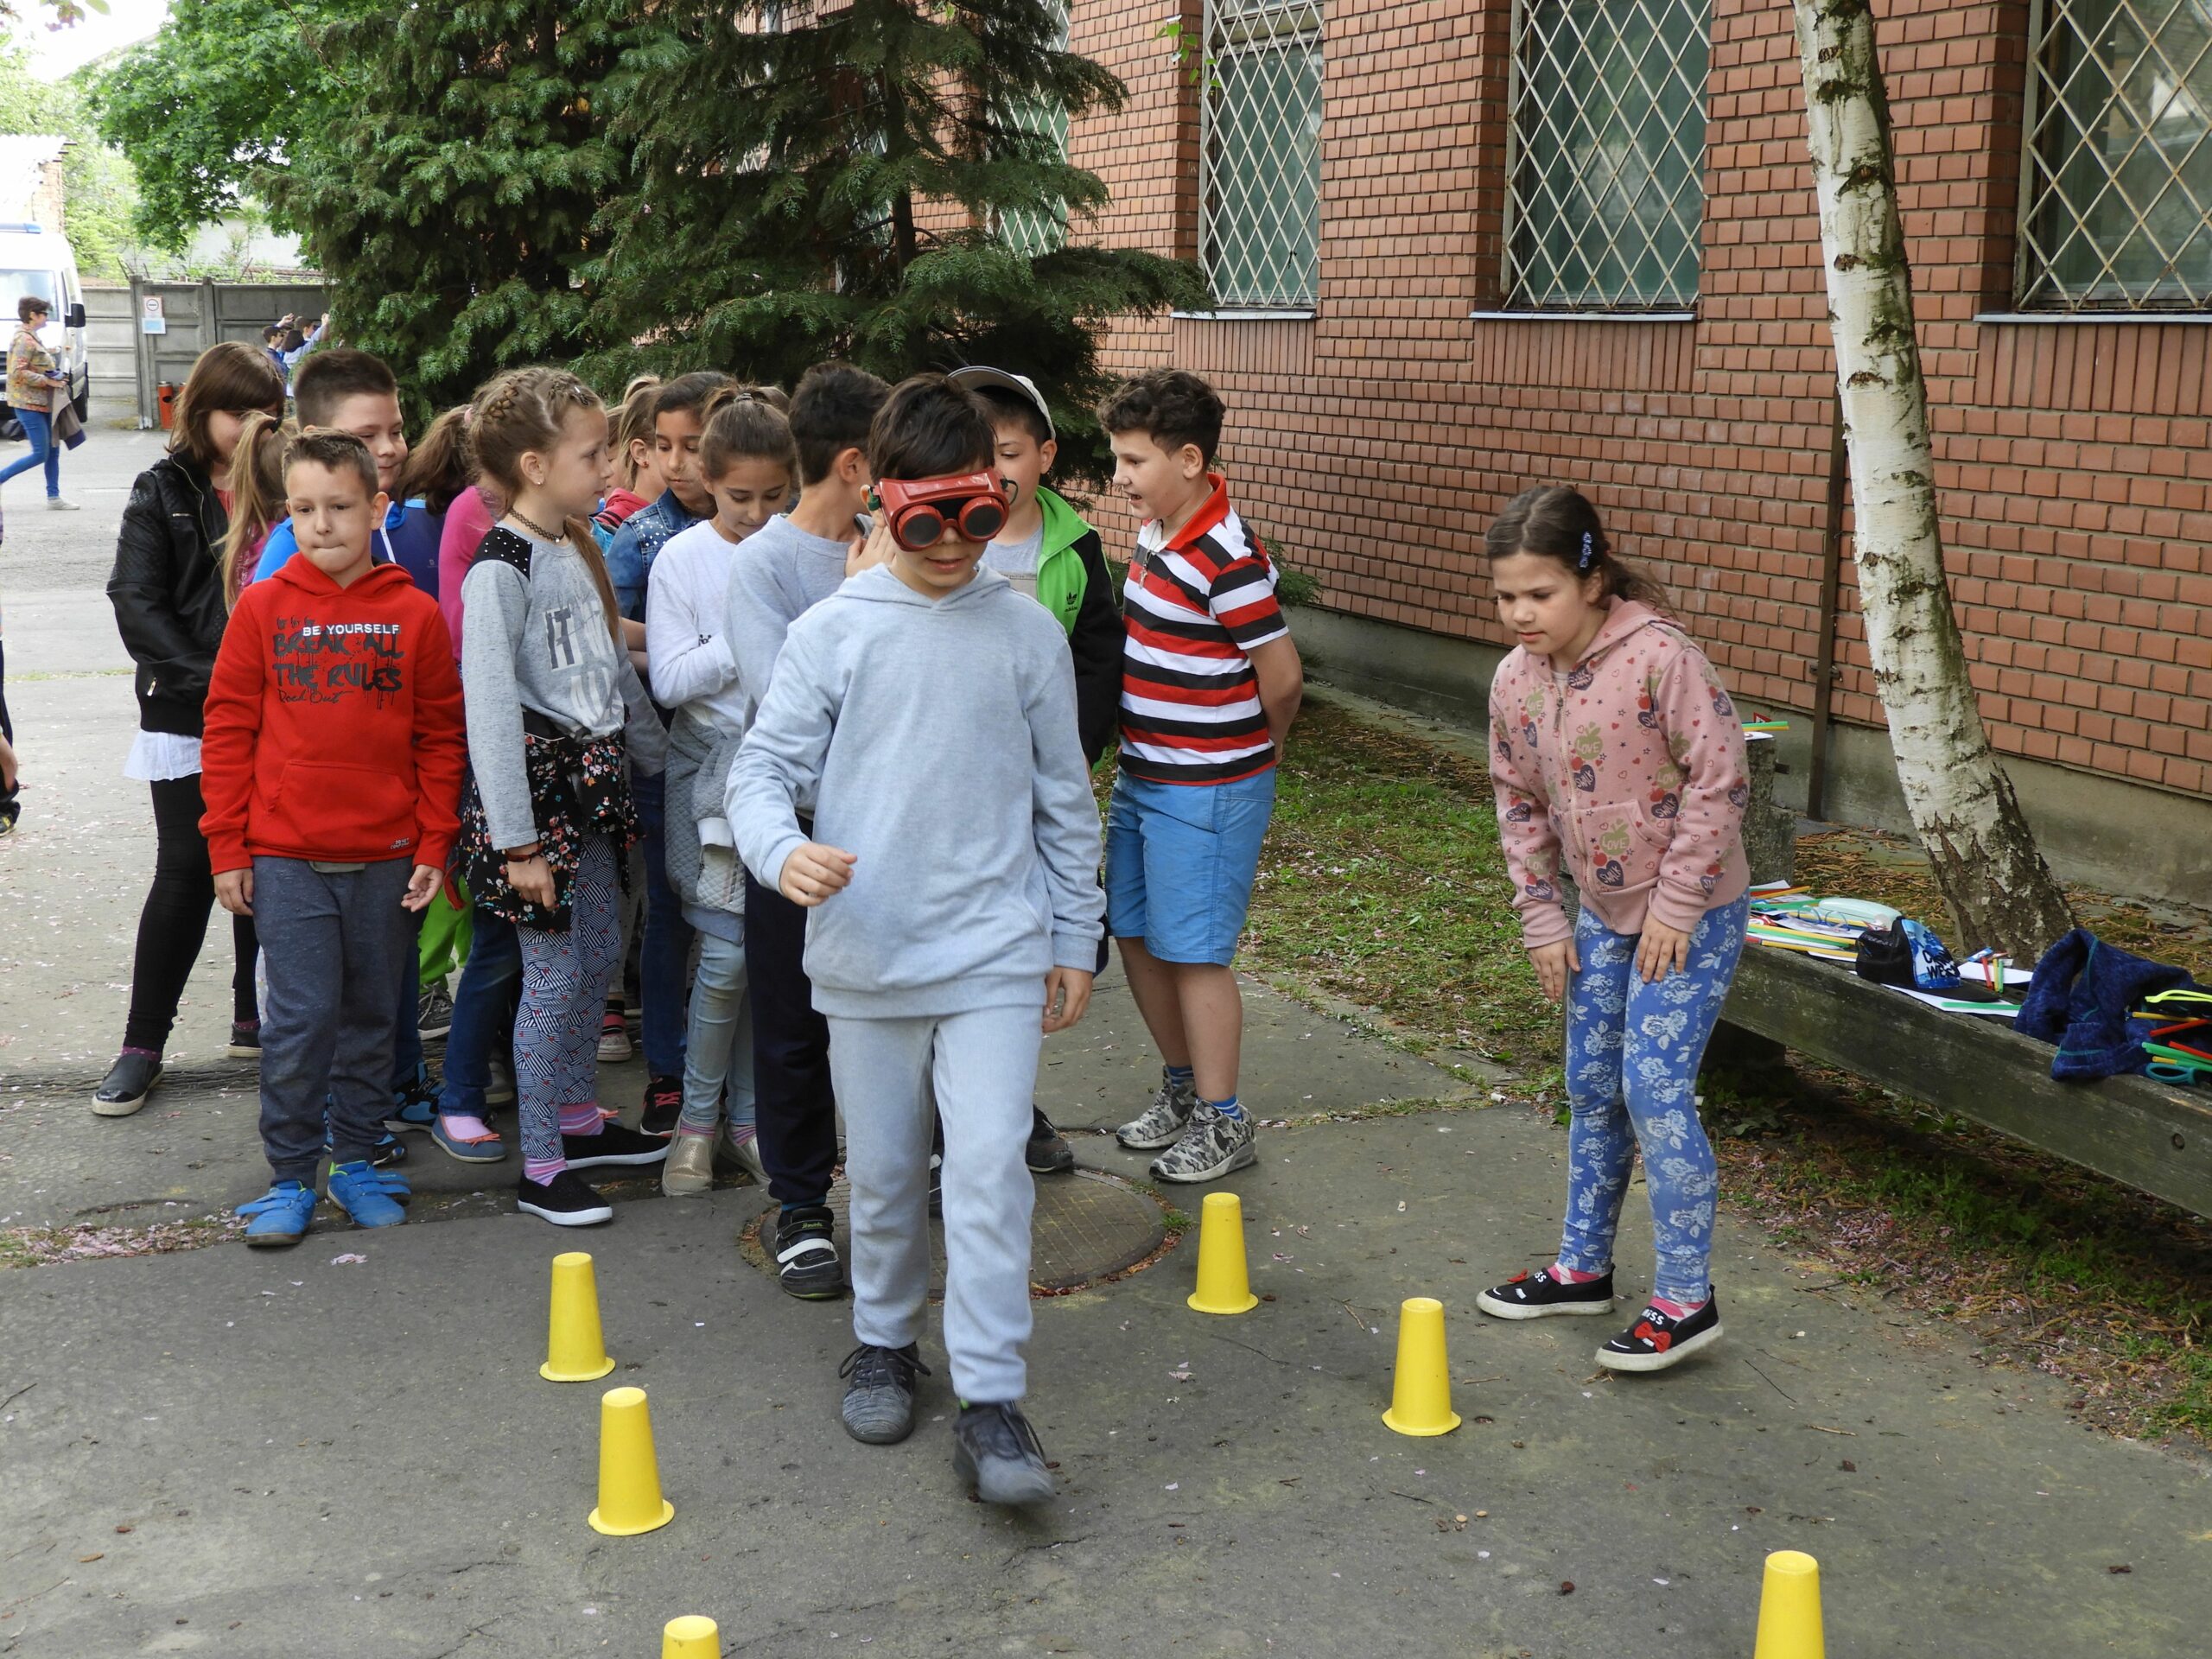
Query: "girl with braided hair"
455 368 671 1225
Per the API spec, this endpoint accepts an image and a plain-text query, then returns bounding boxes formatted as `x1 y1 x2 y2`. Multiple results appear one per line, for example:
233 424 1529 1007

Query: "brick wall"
1065 0 2212 805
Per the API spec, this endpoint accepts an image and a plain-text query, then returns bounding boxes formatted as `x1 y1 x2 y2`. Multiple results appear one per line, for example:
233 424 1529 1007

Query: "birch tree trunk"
1791 0 2074 960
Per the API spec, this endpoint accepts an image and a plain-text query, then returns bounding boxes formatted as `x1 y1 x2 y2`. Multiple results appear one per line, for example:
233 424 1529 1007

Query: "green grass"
1235 695 2212 1442
1239 700 1557 1070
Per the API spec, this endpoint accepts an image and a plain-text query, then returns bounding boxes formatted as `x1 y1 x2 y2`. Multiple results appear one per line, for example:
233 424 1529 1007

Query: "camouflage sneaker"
1148 1103 1257 1184
1115 1068 1199 1151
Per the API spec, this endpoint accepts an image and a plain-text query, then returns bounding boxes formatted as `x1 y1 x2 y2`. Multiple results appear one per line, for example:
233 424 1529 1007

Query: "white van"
0 222 88 418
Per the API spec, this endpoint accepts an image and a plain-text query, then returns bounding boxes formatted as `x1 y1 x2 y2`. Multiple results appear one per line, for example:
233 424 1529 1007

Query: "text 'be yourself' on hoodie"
728 563 1105 1019
199 556 468 874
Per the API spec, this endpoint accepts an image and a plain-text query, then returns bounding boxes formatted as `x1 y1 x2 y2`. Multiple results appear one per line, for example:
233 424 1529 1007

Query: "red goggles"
874 473 1011 551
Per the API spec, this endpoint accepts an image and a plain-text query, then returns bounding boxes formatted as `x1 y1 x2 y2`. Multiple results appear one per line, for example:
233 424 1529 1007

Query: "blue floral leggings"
1555 895 1750 1306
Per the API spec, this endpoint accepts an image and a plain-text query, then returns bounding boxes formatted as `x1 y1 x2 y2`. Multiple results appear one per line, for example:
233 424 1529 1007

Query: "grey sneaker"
951 1401 1055 1505
1148 1103 1257 1184
718 1127 769 1186
1116 1068 1198 1151
840 1342 928 1445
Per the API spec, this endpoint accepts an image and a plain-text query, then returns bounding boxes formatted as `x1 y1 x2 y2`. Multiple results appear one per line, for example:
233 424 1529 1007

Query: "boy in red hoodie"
201 430 467 1247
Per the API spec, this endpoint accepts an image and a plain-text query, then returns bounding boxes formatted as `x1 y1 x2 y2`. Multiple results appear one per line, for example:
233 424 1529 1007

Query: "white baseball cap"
946 365 1054 442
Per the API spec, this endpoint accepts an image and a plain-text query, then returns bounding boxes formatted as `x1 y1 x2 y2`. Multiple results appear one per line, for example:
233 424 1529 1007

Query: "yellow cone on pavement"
1753 1550 1824 1659
541 1251 617 1382
1381 1296 1461 1435
588 1386 676 1536
1185 1190 1260 1314
662 1614 721 1658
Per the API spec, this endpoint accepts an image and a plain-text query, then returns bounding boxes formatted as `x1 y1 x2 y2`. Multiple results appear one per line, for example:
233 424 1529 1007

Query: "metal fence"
124 278 331 428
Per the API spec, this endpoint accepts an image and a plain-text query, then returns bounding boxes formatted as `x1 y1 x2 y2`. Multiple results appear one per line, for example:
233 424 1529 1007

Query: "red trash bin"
157 382 179 429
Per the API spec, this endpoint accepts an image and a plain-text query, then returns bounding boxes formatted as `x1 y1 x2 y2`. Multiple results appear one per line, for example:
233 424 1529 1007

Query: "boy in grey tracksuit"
728 374 1103 1505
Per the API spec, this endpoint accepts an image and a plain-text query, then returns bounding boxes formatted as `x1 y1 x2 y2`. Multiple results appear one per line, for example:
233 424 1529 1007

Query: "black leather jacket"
106 452 232 737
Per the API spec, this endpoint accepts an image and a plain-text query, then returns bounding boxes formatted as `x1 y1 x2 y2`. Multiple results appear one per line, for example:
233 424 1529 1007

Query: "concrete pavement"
0 431 2205 1658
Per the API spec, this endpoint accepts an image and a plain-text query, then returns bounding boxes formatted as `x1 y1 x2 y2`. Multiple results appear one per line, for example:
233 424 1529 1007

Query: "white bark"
1792 0 2072 958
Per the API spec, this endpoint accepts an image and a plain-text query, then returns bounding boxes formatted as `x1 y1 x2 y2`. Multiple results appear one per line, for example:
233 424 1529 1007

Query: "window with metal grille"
1504 0 1710 312
2019 0 2212 311
1000 0 1071 257
1201 0 1323 309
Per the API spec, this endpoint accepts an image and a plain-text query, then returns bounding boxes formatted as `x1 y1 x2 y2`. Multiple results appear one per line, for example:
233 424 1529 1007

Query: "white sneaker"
46 497 79 511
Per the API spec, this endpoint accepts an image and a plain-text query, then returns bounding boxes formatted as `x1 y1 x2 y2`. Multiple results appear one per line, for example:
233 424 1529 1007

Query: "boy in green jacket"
945 366 1120 1176
948 367 1122 768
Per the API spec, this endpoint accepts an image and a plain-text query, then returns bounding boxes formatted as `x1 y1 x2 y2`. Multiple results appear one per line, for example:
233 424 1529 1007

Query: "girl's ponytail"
1485 484 1672 613
397 406 474 516
219 410 296 609
699 385 798 480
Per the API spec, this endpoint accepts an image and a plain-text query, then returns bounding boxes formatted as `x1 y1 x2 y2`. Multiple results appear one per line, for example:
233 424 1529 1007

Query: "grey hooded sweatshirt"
460 526 667 851
728 563 1105 1020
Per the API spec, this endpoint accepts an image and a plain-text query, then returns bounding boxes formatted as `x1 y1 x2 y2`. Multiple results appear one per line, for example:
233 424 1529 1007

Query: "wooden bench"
1714 944 2212 1219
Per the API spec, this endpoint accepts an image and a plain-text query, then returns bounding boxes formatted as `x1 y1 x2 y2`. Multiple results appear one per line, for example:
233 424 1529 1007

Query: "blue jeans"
678 929 755 1135
438 907 520 1119
1555 896 1749 1306
0 407 60 496
632 770 691 1079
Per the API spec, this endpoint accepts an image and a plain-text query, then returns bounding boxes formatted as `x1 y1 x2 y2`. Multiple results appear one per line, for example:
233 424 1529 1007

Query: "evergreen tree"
264 1 647 416
585 0 1202 488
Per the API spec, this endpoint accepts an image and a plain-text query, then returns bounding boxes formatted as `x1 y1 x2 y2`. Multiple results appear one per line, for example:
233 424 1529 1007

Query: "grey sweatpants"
253 856 413 1183
828 1003 1042 1404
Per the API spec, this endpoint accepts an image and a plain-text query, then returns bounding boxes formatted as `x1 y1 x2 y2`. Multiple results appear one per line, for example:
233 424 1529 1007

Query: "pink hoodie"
1489 600 1750 950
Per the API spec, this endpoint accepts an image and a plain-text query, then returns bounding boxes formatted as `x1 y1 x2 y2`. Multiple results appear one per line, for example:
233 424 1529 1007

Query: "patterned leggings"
1555 895 1749 1306
515 835 622 1170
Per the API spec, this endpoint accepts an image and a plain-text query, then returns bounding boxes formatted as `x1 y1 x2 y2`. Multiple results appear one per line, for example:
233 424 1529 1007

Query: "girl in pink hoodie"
1473 486 1751 1374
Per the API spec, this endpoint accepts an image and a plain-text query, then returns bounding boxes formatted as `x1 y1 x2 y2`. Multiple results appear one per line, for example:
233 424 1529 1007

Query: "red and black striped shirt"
1118 476 1288 785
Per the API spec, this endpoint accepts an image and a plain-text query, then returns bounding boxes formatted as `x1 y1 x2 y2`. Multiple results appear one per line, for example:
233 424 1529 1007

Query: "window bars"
1503 0 1710 311
1202 0 1324 308
999 0 1071 257
2019 0 2212 311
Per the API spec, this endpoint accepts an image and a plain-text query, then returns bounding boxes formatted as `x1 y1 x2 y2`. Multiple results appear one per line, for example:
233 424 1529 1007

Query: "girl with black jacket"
94 341 286 1116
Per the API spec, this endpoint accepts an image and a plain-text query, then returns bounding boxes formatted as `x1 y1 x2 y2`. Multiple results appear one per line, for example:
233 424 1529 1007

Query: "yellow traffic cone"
1381 1296 1461 1435
1185 1190 1260 1315
588 1386 676 1536
541 1250 617 1382
1752 1550 1824 1659
662 1614 721 1658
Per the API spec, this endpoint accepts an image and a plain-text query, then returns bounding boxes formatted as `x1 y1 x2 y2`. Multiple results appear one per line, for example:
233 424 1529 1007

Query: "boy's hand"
1042 967 1093 1033
0 731 16 793
1635 918 1692 984
215 868 254 917
846 518 897 580
401 864 442 912
506 853 556 909
779 842 855 906
1528 938 1580 1003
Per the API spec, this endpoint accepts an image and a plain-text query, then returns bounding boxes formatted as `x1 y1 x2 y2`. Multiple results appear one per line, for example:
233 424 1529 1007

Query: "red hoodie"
200 556 467 874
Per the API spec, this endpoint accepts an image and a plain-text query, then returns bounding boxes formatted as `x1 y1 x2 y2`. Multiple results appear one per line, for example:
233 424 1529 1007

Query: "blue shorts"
1104 769 1277 966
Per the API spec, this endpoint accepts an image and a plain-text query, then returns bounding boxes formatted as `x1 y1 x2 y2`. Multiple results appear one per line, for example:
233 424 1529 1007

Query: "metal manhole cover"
737 1168 1170 1296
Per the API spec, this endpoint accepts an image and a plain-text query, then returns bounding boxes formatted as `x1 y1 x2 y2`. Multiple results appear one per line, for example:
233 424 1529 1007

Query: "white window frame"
1499 0 1712 315
1198 0 1324 313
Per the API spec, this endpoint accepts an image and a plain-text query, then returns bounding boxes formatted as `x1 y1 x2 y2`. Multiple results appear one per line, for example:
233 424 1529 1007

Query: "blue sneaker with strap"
239 1180 317 1249
327 1160 409 1230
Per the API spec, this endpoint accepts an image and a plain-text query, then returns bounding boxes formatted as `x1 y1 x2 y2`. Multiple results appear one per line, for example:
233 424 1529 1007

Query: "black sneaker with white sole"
561 1118 672 1170
92 1051 163 1117
951 1401 1055 1506
1475 1266 1617 1320
775 1204 846 1300
1597 1293 1723 1373
1025 1108 1075 1174
840 1342 930 1445
516 1168 615 1227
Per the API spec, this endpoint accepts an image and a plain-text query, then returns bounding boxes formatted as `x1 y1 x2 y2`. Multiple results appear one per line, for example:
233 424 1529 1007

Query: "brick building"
1056 0 2212 906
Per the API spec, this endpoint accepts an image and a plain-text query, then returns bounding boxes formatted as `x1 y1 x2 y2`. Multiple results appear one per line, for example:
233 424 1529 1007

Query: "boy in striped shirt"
1099 371 1302 1183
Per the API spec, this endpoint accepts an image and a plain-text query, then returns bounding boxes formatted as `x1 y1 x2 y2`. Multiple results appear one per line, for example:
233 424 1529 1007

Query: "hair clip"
1577 531 1596 570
